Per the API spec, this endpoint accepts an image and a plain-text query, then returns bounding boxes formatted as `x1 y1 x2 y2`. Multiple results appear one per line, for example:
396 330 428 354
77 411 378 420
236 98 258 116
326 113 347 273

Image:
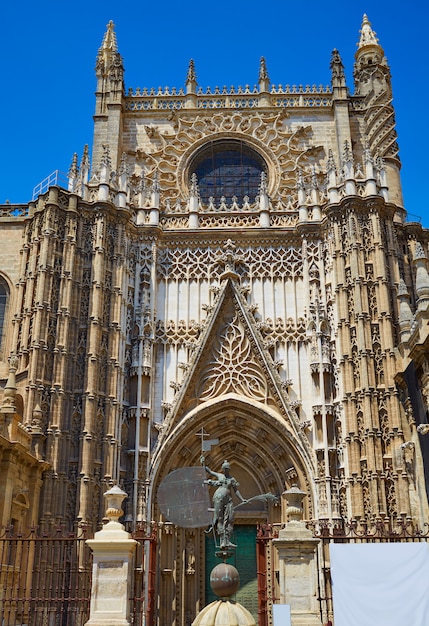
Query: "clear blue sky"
1 0 428 228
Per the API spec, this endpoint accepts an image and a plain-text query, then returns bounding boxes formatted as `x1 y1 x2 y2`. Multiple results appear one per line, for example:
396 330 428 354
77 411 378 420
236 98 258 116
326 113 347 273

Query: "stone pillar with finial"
68 153 79 193
297 170 308 223
98 144 112 202
413 242 429 311
258 57 271 107
259 172 270 227
273 485 323 626
85 486 137 626
149 172 160 225
116 152 129 209
188 173 200 228
1 355 18 420
185 59 198 109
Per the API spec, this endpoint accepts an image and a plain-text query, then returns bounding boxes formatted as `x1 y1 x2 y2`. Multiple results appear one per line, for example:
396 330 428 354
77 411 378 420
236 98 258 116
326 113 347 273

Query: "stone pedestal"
85 486 137 626
273 522 322 626
273 485 322 626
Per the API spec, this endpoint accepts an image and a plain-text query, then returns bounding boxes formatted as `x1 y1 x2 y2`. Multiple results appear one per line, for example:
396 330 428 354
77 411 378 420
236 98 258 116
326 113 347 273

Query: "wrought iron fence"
0 525 92 626
130 524 157 626
310 518 429 625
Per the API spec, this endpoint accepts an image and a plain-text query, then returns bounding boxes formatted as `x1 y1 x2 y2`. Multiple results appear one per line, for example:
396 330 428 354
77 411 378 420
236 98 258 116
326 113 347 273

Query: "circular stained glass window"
190 140 266 205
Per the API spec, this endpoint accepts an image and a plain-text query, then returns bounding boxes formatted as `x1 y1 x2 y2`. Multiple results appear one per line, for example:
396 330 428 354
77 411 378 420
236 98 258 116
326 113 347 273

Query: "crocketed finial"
259 56 269 82
186 59 197 84
100 20 118 53
358 14 379 48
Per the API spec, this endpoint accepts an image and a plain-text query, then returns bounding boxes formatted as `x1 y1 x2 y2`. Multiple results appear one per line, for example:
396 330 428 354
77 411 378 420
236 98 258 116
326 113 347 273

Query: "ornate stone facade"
1 14 429 625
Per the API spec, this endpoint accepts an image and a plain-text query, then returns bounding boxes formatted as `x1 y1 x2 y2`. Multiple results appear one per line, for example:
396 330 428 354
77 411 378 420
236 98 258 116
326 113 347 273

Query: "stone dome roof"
192 599 256 626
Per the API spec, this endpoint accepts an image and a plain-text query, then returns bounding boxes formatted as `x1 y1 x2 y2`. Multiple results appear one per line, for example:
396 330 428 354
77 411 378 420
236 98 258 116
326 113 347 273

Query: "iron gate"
0 525 92 626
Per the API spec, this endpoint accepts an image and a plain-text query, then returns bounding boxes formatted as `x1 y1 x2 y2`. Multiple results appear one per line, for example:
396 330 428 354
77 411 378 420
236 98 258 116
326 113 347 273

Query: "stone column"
85 486 137 626
273 486 322 626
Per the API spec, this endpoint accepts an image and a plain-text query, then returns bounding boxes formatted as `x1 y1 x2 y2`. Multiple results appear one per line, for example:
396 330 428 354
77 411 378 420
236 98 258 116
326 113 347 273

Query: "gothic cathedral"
1 14 429 626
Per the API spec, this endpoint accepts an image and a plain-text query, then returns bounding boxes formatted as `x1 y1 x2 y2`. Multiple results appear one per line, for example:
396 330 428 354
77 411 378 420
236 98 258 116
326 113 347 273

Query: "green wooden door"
205 525 258 622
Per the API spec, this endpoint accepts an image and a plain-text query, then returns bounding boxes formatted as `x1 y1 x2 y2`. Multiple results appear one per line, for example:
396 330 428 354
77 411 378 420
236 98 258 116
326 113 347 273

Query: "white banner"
330 542 429 626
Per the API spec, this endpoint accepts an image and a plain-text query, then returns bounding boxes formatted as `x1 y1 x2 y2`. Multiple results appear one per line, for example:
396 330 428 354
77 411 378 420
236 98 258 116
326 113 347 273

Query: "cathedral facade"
1 14 429 625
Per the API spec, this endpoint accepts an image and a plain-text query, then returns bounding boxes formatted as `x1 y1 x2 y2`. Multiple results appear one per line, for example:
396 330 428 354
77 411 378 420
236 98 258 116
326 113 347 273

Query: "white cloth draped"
330 542 429 626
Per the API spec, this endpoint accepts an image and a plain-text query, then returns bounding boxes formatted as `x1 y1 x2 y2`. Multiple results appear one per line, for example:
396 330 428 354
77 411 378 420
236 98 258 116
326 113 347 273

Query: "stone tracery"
132 111 323 208
196 309 268 402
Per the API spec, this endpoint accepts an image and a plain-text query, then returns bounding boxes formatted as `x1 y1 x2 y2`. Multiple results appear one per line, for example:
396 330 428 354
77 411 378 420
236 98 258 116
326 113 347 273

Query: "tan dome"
192 600 256 626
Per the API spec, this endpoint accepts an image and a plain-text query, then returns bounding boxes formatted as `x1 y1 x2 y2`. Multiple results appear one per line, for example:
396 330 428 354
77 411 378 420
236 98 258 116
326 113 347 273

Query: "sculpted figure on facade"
201 458 247 549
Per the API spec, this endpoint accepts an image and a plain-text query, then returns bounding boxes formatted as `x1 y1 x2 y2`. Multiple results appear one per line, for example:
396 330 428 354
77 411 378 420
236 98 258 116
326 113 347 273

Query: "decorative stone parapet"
85 486 137 626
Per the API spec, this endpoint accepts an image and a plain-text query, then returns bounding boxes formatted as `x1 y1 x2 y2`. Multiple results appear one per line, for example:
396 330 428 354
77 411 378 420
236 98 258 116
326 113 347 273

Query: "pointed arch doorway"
150 395 315 626
205 524 259 620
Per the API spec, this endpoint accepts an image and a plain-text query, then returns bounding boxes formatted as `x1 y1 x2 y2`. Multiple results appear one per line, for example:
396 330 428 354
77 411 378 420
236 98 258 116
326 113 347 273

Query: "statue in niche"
185 537 196 574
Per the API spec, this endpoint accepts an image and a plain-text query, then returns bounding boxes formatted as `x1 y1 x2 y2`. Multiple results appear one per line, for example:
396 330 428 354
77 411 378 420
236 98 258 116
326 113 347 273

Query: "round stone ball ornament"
210 562 240 598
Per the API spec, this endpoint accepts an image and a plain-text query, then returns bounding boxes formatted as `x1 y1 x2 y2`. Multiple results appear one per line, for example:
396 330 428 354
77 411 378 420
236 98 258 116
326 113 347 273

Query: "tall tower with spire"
0 14 429 626
354 14 402 205
354 14 391 97
93 20 125 172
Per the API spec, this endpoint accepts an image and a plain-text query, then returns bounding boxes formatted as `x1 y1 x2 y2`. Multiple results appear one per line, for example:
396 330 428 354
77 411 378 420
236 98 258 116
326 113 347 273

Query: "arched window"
0 281 8 345
189 140 266 205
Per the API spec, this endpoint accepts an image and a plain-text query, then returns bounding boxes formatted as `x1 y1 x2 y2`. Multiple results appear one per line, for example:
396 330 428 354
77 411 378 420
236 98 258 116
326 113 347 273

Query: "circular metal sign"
157 466 212 528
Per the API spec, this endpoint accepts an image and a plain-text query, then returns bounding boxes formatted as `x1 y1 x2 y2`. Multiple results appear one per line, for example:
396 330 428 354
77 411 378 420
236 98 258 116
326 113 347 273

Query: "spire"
97 20 118 69
79 144 90 190
93 22 124 176
97 20 118 64
258 57 270 93
102 20 118 49
68 147 90 198
354 15 390 97
330 49 347 97
68 153 79 192
186 59 197 84
186 59 197 94
81 144 90 170
95 20 124 86
358 14 379 49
